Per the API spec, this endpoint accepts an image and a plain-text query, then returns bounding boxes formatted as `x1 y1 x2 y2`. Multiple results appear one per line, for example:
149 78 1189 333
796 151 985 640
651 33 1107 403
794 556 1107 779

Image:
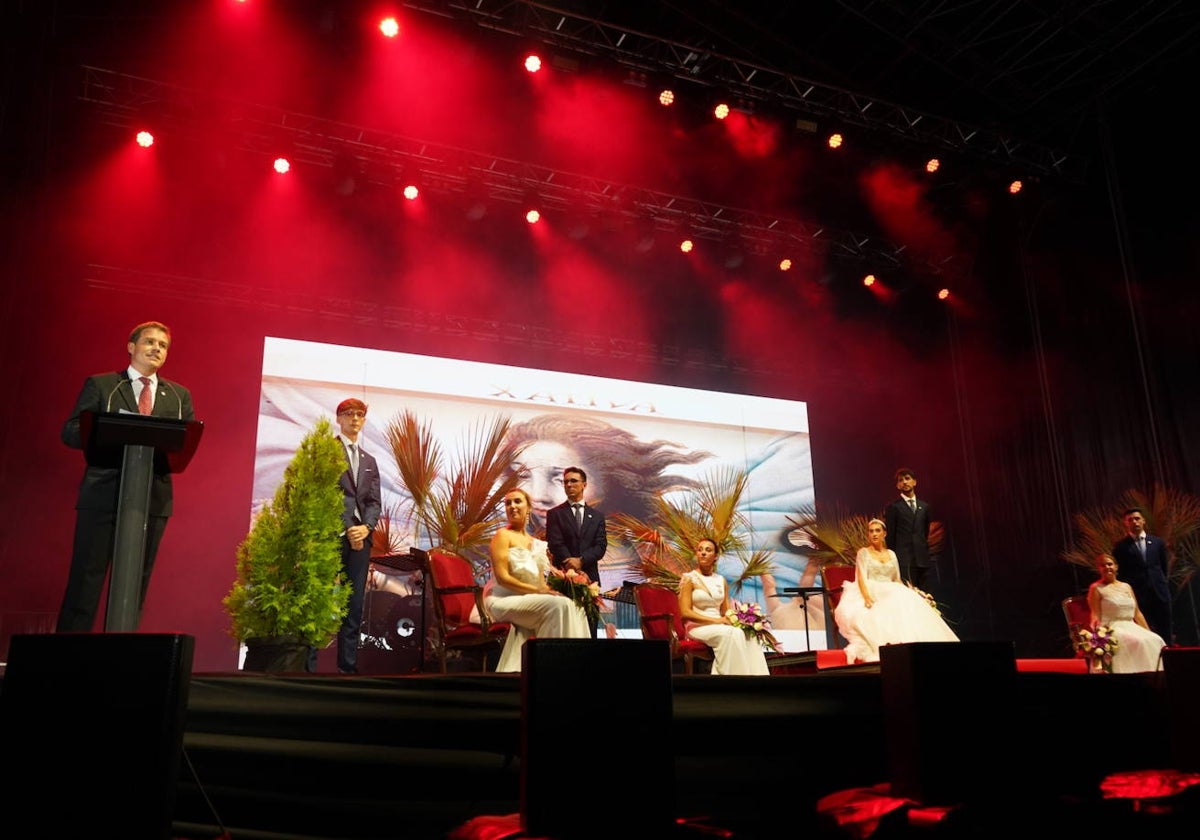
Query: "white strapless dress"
485 540 590 673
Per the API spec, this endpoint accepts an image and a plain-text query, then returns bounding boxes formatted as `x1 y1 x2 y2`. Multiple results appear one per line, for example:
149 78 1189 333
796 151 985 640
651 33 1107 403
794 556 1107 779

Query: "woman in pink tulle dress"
833 518 958 663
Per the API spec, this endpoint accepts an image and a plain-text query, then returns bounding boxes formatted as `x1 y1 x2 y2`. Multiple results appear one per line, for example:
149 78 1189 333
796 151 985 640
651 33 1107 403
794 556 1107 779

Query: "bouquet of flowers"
907 584 942 617
725 600 781 653
1073 624 1119 673
546 566 604 626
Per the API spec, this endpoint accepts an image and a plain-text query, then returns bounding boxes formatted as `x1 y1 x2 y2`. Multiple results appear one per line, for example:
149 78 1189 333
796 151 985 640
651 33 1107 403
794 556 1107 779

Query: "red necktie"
138 377 153 415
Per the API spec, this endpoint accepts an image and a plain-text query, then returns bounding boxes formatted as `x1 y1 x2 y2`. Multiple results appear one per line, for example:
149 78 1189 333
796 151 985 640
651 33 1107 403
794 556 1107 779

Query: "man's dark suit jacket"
1112 533 1172 642
546 500 607 586
62 369 196 515
339 442 382 533
884 496 931 586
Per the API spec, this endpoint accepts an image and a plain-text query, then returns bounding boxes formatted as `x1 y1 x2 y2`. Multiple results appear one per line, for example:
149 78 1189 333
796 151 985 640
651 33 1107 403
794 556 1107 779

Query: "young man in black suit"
323 397 382 673
545 466 607 639
1112 507 1172 644
57 320 196 632
883 467 932 589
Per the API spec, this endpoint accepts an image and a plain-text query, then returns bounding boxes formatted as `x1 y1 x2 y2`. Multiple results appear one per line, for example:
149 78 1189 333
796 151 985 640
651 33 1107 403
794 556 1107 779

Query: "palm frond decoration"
385 410 529 573
1062 483 1200 589
370 501 413 557
609 465 774 594
785 505 875 568
385 410 442 546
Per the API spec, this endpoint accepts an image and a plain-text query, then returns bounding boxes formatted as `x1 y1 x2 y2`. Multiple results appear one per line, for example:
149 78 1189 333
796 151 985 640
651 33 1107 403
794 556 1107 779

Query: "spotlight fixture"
1008 179 1023 194
863 274 876 287
937 288 951 300
713 102 730 120
135 130 154 148
525 209 541 224
827 133 844 150
658 89 675 106
524 54 542 73
680 239 694 253
779 258 792 271
926 158 940 173
273 157 291 174
402 184 419 200
379 17 400 38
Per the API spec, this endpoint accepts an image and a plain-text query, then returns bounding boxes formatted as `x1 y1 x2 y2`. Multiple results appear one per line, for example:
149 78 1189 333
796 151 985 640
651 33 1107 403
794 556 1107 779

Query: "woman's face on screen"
515 439 604 519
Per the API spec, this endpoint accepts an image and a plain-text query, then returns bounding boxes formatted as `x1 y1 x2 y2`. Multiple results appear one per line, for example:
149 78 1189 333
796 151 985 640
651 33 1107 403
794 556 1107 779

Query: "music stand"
779 586 826 651
80 410 204 632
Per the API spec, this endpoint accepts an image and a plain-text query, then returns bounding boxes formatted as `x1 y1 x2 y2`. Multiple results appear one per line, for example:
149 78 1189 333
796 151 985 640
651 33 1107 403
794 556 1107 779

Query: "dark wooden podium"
80 410 203 632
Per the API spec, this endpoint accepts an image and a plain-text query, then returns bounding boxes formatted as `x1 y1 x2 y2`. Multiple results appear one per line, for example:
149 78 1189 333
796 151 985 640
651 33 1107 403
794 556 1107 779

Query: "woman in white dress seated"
834 518 958 664
678 537 770 675
1087 553 1165 673
485 488 590 673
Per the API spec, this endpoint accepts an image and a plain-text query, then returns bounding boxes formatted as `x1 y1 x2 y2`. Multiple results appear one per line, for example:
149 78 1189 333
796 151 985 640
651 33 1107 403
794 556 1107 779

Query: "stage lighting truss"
404 0 1084 184
80 65 958 282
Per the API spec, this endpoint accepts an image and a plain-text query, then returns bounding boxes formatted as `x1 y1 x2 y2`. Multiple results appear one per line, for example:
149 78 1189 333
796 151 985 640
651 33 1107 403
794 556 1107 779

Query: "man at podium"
56 320 196 632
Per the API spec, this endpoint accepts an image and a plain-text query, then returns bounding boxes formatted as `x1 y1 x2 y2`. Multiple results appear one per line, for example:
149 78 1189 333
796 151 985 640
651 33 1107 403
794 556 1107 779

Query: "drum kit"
359 562 426 671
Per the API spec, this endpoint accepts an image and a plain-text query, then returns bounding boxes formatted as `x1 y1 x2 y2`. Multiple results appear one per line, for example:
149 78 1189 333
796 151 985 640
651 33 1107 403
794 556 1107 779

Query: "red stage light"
135 130 154 148
714 103 730 120
926 158 940 173
524 54 542 73
680 239 694 253
1008 179 1023 194
379 17 400 38
863 274 876 287
658 89 675 106
828 133 843 149
779 259 792 271
937 288 951 300
273 157 290 174
525 209 540 224
402 185 419 201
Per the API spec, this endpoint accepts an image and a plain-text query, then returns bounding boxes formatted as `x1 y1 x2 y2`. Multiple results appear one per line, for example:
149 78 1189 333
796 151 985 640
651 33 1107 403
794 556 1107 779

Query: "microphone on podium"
159 380 183 420
104 376 132 412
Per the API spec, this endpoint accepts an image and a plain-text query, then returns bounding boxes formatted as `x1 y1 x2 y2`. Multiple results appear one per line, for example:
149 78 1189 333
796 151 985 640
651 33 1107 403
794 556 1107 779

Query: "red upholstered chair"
822 564 857 648
426 550 510 673
822 564 857 611
633 583 714 674
1062 595 1092 657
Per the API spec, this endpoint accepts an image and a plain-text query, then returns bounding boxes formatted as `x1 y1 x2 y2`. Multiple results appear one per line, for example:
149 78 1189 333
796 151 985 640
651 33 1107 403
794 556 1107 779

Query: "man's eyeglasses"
338 410 367 419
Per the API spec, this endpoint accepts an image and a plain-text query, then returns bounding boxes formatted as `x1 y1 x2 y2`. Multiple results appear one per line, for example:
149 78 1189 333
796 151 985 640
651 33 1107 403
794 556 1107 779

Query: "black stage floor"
3 639 1197 840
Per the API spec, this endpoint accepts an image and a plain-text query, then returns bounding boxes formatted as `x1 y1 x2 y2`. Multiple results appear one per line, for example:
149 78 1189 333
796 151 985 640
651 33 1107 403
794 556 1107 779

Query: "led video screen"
253 337 823 650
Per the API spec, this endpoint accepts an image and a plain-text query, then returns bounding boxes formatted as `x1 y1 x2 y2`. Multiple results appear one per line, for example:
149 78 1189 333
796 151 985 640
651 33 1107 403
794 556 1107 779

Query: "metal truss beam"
82 263 807 382
81 66 964 279
403 0 1085 183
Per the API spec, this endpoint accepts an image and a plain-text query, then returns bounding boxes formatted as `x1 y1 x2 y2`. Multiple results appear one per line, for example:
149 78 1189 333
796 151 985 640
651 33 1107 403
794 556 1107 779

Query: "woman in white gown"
678 538 770 675
834 518 958 664
485 488 590 673
1087 553 1165 673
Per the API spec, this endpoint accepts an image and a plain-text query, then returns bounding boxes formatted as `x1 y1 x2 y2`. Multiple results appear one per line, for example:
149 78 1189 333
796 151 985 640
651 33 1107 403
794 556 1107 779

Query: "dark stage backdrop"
1 3 1197 671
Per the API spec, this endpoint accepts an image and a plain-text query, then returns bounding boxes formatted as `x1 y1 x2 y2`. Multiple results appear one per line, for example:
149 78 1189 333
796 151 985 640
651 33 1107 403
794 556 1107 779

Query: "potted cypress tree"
223 417 350 672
